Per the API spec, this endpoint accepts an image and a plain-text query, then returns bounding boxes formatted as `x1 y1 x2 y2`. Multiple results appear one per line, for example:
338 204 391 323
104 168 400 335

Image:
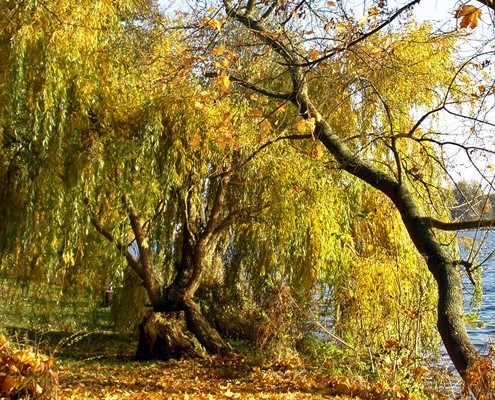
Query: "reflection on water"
460 229 495 353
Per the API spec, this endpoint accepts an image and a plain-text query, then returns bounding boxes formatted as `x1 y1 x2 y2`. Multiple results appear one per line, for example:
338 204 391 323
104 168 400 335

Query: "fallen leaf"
251 108 263 118
211 45 226 56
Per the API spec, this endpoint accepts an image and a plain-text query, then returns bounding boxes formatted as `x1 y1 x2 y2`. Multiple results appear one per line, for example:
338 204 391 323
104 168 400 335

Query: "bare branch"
289 0 421 67
423 216 495 231
230 75 293 99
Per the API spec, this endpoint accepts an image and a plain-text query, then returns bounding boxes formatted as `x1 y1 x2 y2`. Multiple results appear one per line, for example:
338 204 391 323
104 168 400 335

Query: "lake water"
460 229 495 353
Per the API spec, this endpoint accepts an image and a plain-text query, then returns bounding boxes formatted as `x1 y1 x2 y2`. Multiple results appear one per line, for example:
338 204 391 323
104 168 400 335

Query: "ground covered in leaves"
2 330 459 399
58 354 442 400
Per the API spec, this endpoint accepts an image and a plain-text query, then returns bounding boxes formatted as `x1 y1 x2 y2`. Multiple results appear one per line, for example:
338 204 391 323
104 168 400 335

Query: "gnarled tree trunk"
135 311 204 360
92 175 235 360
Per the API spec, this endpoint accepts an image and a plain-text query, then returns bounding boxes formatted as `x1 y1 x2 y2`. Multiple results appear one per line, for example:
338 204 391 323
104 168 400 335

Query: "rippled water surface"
459 229 495 352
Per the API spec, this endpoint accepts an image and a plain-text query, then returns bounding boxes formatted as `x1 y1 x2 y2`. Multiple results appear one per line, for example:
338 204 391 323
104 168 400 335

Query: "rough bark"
135 311 203 360
92 200 231 359
156 235 231 355
316 119 479 378
183 297 230 354
92 178 236 360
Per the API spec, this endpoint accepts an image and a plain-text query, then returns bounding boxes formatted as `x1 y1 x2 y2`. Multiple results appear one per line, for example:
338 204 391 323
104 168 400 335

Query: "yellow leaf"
296 119 308 133
221 74 230 89
368 7 380 17
211 45 226 56
201 18 225 31
190 135 201 151
260 119 271 132
369 47 382 57
218 73 231 94
455 5 481 29
295 118 315 133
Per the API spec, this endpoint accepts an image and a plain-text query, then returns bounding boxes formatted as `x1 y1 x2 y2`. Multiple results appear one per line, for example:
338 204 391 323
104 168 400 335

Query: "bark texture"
135 311 203 360
92 174 234 360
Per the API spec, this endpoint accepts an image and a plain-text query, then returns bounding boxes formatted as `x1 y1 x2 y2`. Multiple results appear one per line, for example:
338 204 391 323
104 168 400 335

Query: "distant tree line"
452 180 495 220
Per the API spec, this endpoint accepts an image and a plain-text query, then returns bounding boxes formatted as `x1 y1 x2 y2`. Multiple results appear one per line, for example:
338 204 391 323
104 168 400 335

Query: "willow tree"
197 0 495 395
0 0 235 354
0 0 442 366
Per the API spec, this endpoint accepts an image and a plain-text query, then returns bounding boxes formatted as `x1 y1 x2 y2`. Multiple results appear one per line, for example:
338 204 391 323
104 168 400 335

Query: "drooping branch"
224 0 484 382
89 216 142 278
241 134 312 166
286 0 422 67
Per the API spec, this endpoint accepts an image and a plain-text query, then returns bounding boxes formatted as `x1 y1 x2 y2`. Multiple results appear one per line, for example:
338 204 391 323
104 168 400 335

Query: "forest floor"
2 329 462 399
51 331 356 399
58 353 348 399
46 332 456 400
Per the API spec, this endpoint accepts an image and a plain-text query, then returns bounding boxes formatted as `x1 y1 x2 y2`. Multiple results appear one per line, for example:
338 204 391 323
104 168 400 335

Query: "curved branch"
241 134 312 166
230 75 293 99
423 216 495 231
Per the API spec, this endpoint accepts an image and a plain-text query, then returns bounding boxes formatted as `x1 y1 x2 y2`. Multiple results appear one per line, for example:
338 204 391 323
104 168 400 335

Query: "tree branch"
230 75 293 100
121 195 161 304
204 170 233 241
89 216 143 278
475 0 495 12
423 216 495 231
241 134 312 167
290 0 421 67
121 195 152 271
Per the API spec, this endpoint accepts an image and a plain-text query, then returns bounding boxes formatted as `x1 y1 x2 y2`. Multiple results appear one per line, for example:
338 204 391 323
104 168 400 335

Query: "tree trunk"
135 311 204 360
136 292 230 359
313 119 492 395
149 218 232 356
392 193 479 378
94 187 234 360
183 297 230 354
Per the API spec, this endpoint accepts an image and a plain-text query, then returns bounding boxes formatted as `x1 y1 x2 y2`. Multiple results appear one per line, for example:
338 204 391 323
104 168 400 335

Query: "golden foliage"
463 357 495 398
